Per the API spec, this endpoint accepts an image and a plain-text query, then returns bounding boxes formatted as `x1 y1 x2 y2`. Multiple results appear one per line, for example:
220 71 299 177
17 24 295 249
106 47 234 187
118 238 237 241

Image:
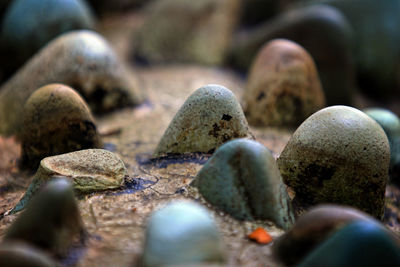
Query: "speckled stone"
244 39 325 127
277 105 390 219
20 84 102 170
0 30 145 135
298 220 400 267
155 84 251 156
194 139 294 230
0 241 57 267
11 149 126 213
140 200 225 267
273 205 376 265
5 178 85 257
0 0 94 76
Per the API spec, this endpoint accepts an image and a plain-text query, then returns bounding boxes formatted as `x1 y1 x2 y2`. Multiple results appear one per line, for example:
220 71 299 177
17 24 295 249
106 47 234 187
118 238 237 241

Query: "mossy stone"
273 205 376 265
0 30 145 135
298 220 400 267
194 139 294 230
5 178 85 257
141 200 225 267
20 84 102 170
155 84 251 156
277 105 390 219
244 39 325 127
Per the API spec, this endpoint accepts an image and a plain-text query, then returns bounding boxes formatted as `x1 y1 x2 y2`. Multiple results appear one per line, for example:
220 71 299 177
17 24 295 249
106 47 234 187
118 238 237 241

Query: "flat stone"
155 84 251 156
277 105 390 219
194 139 294 230
244 39 325 127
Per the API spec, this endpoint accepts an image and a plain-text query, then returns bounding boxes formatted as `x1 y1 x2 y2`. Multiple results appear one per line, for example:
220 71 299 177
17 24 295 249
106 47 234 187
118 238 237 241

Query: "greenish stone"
20 84 102 170
298 220 400 267
277 105 390 219
5 178 85 257
155 84 251 156
140 200 225 267
194 139 294 230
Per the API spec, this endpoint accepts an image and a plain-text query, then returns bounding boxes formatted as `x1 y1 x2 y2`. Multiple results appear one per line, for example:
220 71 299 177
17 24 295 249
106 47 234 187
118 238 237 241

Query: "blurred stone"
229 4 355 106
0 30 145 136
5 178 85 257
298 220 400 267
273 205 376 265
277 105 390 219
244 39 325 127
155 84 251 156
20 84 102 170
194 139 294 230
133 0 240 65
140 200 225 267
0 0 94 78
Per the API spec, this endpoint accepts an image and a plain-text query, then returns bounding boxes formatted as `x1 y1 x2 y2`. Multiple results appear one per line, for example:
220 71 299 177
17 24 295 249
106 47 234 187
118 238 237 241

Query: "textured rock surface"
20 84 102 170
194 139 294 230
0 30 145 135
244 39 325 127
155 84 251 156
133 0 240 65
277 105 390 219
140 200 225 267
5 178 85 257
298 220 400 267
273 205 376 265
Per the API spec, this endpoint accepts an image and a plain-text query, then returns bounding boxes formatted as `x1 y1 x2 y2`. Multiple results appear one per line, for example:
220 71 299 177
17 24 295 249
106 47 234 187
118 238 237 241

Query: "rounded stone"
298 220 400 267
154 84 251 156
0 241 57 267
194 139 294 230
5 178 85 257
277 105 390 219
244 39 325 127
273 205 376 265
20 84 102 169
140 200 225 267
0 30 145 135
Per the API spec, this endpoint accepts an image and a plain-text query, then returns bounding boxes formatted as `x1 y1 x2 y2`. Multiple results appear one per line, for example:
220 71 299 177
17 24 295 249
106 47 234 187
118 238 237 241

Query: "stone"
154 84 251 156
0 30 145 135
5 178 85 257
298 220 400 267
194 139 294 230
244 39 325 127
228 4 355 106
140 200 225 267
133 0 240 65
11 149 126 213
0 0 94 78
273 205 376 265
277 105 390 219
20 84 102 170
0 241 57 267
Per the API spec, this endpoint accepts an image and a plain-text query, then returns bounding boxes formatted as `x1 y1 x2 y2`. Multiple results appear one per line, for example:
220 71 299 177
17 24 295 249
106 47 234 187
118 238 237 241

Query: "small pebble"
194 139 294 230
155 84 251 156
277 105 390 219
20 83 102 170
244 39 325 127
140 200 225 267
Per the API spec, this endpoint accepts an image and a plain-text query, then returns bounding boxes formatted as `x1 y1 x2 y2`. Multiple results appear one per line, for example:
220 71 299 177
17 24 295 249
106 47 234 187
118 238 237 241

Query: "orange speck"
132 208 137 212
248 227 273 244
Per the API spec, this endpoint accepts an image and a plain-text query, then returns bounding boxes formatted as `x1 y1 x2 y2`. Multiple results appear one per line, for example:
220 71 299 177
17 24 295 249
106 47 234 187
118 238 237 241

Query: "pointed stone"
11 149 126 213
20 84 102 170
141 200 225 267
155 84 251 156
244 39 325 127
277 105 390 219
194 139 294 230
5 178 85 257
0 30 145 135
